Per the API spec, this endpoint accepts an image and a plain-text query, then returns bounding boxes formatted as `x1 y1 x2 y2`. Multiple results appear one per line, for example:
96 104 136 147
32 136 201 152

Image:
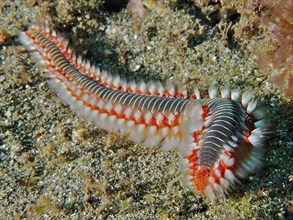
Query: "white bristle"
125 120 135 129
129 81 137 92
193 87 201 99
165 112 175 124
147 82 156 94
178 158 189 169
36 57 50 66
143 111 153 124
238 155 260 175
170 126 179 135
166 81 175 96
139 82 147 93
30 51 44 60
97 113 108 128
214 169 221 178
85 60 91 73
204 115 214 127
240 120 249 130
81 60 86 69
57 35 65 44
162 139 178 151
119 79 127 90
105 102 114 112
100 72 107 83
223 143 232 151
87 96 97 106
90 65 96 75
25 44 37 51
77 55 83 66
231 135 238 142
30 24 37 29
248 153 263 168
178 86 187 97
235 167 247 179
146 126 157 135
81 93 90 102
183 102 201 118
112 76 121 88
186 119 202 132
144 135 162 147
213 183 224 196
124 107 133 118
45 25 50 33
208 85 218 98
213 161 219 169
219 177 229 191
121 81 128 91
62 39 69 51
219 153 229 163
74 87 82 97
116 118 126 133
254 120 267 128
198 139 204 148
108 115 117 129
173 139 185 151
159 127 169 137
231 88 241 102
133 109 142 121
80 104 92 115
205 185 216 203
221 86 230 98
116 118 125 126
94 66 101 77
224 169 235 183
227 140 238 148
88 110 99 123
177 144 193 156
247 99 258 114
131 132 145 144
136 124 146 134
75 100 84 111
96 100 105 109
154 112 164 125
253 108 266 120
156 82 164 95
182 134 194 144
241 90 254 106
70 51 76 62
114 103 123 114
18 32 31 45
208 176 215 185
105 75 113 85
236 131 246 140
248 128 265 146
225 157 235 167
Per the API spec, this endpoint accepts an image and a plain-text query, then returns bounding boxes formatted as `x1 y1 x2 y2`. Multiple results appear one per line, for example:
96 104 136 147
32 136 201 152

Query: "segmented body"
19 25 268 202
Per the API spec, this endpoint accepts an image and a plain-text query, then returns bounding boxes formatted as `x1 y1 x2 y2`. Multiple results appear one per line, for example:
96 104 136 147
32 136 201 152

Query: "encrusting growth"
19 24 269 203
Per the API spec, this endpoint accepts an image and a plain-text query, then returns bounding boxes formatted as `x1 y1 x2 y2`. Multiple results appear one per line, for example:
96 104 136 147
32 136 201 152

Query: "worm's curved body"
19 25 268 202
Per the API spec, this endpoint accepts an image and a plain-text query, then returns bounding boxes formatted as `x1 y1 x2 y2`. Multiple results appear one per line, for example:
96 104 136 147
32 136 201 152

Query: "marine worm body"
19 25 268 202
